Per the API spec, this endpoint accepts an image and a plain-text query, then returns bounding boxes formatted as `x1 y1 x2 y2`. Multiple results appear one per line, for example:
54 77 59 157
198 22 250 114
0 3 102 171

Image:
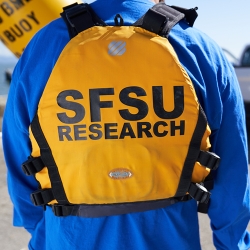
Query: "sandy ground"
0 95 249 249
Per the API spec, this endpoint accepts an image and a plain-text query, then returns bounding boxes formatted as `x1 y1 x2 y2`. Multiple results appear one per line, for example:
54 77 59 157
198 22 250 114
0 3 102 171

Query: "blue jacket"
3 0 250 249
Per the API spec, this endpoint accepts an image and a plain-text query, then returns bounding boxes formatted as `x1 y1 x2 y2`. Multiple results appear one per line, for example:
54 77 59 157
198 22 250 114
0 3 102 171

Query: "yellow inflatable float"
0 0 80 57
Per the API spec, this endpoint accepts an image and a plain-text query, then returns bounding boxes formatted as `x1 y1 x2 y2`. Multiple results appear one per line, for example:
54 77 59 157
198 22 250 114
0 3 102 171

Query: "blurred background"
0 0 249 249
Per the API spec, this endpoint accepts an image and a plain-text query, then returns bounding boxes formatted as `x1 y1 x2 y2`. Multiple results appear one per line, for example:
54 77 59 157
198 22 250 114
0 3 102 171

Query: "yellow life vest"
22 3 220 217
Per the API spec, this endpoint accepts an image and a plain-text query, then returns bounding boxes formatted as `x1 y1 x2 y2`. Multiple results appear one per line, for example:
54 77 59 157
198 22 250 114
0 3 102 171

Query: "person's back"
2 0 250 249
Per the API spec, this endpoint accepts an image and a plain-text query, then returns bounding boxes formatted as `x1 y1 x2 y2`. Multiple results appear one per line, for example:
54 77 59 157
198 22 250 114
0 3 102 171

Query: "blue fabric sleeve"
169 22 250 249
2 18 70 248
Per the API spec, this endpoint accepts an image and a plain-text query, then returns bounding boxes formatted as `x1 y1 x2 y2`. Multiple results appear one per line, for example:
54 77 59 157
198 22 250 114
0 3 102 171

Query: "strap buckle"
22 156 44 176
142 8 168 34
197 151 220 170
65 4 92 29
31 189 54 206
52 205 76 217
188 183 211 204
171 6 198 27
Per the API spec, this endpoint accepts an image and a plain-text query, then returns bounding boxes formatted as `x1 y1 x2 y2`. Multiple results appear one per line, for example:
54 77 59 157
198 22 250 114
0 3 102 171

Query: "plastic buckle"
198 151 220 170
189 183 211 204
66 5 92 29
52 205 64 216
21 157 44 176
143 8 168 34
31 191 44 206
52 205 75 217
30 189 54 206
22 158 34 175
206 152 220 170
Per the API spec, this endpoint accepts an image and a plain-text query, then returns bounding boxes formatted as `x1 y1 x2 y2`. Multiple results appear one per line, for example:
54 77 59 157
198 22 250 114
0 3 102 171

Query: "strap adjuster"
142 8 168 34
22 156 45 175
171 6 198 27
188 183 211 204
197 151 220 170
61 3 106 39
65 5 92 29
52 205 76 217
31 189 54 206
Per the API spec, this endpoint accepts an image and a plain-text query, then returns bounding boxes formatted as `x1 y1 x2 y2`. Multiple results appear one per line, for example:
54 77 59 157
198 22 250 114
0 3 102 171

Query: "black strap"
188 183 211 204
171 6 198 27
197 201 210 214
31 189 54 206
52 195 191 217
197 150 220 170
61 2 198 39
140 8 169 34
114 14 124 26
22 156 45 175
30 114 68 204
175 107 208 197
60 3 106 39
133 3 185 37
197 171 215 213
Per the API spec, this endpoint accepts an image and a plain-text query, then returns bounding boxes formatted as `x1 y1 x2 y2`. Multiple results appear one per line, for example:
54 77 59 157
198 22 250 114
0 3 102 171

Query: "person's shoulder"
20 17 69 63
170 20 232 71
29 17 69 47
172 21 221 53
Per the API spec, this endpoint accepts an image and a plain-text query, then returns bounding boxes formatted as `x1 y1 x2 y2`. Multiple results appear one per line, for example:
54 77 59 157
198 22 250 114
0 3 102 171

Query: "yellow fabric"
30 26 211 205
0 0 81 58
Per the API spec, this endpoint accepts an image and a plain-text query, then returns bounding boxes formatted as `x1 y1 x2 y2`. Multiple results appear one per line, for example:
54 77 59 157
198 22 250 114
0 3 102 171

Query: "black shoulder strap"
171 6 198 27
61 2 198 39
60 3 106 39
133 3 198 37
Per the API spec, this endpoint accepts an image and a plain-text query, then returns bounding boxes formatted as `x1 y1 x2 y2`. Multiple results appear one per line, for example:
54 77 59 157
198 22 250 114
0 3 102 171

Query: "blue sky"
0 0 249 59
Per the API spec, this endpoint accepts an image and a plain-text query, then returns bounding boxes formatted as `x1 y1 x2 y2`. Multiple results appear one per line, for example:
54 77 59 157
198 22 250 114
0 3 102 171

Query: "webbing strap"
175 106 208 197
31 189 54 206
60 3 106 39
30 114 68 204
171 6 198 27
52 195 191 217
197 151 220 170
188 183 211 204
133 3 185 37
197 201 210 214
22 156 44 175
197 171 215 213
61 2 197 39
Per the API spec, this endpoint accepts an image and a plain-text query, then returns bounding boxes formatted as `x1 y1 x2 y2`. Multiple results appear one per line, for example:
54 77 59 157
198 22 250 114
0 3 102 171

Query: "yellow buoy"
0 0 81 58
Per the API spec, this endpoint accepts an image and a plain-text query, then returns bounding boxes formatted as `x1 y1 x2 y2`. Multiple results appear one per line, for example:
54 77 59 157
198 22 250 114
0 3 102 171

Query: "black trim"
175 106 208 196
52 195 191 217
30 114 68 204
